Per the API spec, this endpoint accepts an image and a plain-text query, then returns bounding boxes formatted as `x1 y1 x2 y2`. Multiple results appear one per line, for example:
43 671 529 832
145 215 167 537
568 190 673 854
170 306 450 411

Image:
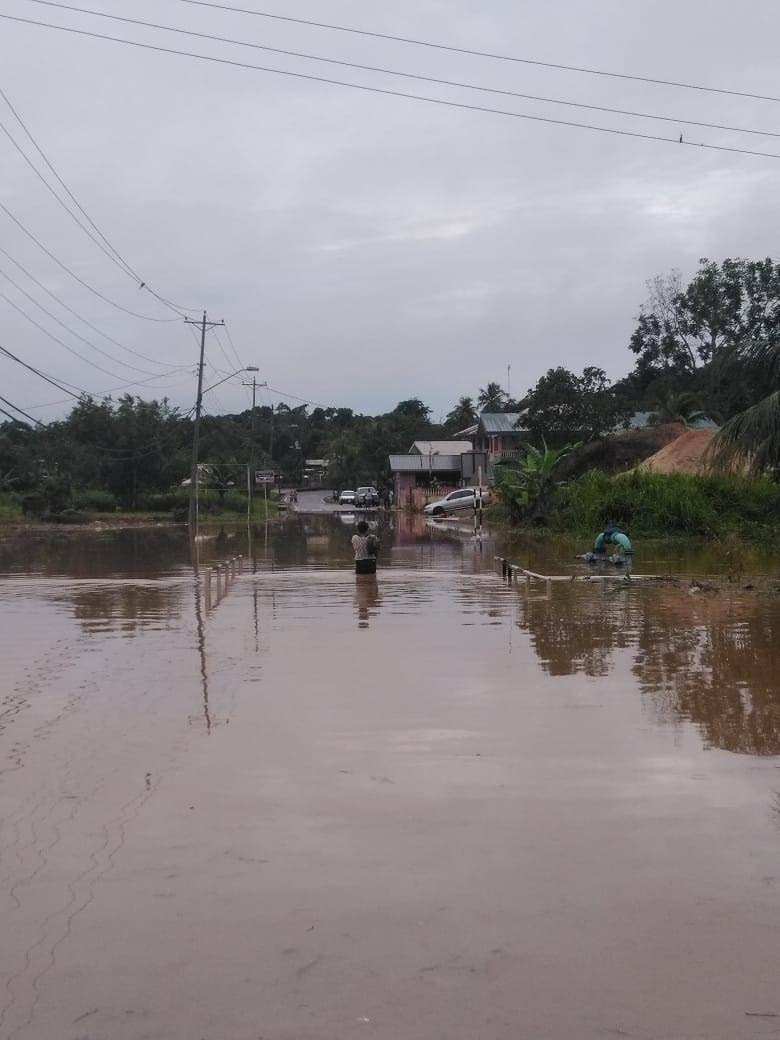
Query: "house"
615 412 719 433
474 413 527 465
389 439 487 511
303 458 329 487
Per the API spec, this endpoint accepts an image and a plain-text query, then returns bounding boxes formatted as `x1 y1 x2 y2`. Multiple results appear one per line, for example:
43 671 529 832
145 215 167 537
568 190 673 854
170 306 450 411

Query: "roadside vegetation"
2 256 778 532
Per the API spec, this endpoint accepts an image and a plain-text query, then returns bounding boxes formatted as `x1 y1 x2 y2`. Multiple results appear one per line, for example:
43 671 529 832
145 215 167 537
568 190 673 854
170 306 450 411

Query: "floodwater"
1 516 779 1040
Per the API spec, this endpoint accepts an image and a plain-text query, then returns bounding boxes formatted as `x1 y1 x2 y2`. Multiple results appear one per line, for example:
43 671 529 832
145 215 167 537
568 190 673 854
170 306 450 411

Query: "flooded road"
1 517 779 1040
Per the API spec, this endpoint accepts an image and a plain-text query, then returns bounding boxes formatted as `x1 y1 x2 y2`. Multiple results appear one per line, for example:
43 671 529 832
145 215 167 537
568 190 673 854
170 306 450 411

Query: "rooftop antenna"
507 364 511 399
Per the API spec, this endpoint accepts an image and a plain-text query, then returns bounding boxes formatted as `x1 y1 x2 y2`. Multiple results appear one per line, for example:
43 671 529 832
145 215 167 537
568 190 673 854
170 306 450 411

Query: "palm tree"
651 388 709 427
710 340 780 474
477 382 507 411
445 396 478 432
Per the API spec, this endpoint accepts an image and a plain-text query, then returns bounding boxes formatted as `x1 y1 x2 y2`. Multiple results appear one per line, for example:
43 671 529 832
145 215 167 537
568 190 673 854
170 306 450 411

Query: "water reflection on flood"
2 516 780 1040
1 517 779 761
513 581 780 755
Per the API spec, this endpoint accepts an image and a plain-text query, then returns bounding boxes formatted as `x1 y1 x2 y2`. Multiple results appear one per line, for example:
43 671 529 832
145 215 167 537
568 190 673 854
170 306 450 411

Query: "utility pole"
184 311 224 530
241 375 267 518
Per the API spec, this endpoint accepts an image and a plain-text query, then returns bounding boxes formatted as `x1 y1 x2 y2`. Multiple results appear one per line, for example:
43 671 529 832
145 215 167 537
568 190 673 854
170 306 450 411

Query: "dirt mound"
638 429 716 475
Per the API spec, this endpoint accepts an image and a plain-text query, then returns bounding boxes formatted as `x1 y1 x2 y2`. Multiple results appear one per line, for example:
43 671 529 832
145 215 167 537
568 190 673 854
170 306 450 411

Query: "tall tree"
629 258 780 416
523 367 628 445
477 382 507 411
445 396 478 432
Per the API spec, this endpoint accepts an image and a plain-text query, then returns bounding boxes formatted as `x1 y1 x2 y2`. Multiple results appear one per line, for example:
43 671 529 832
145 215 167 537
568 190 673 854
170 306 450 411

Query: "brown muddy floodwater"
1 515 779 1040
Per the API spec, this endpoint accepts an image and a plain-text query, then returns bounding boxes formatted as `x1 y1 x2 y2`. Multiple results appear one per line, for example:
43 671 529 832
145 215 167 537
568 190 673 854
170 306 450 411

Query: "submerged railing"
204 554 244 612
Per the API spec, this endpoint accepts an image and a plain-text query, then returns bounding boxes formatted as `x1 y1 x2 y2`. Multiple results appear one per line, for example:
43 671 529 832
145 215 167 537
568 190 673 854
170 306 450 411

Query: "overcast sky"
1 0 779 421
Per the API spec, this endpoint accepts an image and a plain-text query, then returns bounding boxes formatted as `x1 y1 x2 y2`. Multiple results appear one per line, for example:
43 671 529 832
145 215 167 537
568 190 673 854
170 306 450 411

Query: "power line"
165 0 780 106
0 198 182 322
21 371 193 411
26 1 780 141
0 289 150 382
0 404 22 424
0 263 175 376
0 244 188 370
0 341 82 397
210 327 237 375
0 393 44 426
3 12 778 161
0 80 200 317
264 385 329 410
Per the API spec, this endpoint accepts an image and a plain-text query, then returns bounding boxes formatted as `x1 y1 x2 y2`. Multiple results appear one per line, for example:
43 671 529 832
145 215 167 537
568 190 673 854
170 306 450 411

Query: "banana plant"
495 440 580 521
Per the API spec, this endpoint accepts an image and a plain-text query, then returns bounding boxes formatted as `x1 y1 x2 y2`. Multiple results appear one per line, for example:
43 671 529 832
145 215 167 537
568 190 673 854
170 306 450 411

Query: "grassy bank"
556 471 780 540
0 489 278 528
0 493 23 526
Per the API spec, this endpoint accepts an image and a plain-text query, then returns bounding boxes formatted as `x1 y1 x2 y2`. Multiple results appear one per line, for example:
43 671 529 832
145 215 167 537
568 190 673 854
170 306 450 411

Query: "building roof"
453 423 478 438
478 412 525 434
389 454 464 473
616 412 719 433
409 440 474 455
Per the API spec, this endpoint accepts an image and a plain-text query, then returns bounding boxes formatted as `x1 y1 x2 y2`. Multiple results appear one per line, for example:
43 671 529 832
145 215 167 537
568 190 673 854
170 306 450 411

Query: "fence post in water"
204 569 212 612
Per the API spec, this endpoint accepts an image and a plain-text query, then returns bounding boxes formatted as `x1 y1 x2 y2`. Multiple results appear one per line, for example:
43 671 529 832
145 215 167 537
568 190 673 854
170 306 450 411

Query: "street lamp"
202 366 259 396
189 364 259 530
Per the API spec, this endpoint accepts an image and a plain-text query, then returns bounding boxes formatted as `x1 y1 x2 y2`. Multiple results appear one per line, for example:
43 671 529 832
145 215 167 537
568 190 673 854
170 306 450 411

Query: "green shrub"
134 491 188 512
558 470 780 538
0 492 23 522
72 488 118 512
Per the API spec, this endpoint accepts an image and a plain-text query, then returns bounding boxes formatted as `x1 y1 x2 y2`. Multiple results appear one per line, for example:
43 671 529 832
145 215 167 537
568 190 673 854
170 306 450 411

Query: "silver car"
423 488 489 517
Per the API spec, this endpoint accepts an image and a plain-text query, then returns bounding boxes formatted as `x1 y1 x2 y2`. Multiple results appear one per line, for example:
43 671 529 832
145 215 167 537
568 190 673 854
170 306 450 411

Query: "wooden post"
204 569 212 612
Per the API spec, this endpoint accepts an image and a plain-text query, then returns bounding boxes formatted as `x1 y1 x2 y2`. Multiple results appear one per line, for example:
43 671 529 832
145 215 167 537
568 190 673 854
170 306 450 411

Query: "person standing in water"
352 519 379 575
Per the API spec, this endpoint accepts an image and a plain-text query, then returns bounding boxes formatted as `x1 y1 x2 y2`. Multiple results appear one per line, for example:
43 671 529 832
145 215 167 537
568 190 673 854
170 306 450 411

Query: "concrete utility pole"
185 311 224 530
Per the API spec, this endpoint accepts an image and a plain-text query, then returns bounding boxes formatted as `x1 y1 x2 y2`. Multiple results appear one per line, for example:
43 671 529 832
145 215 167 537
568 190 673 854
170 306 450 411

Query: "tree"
392 398 431 420
629 259 780 416
477 382 507 411
445 396 478 433
523 367 628 445
494 440 580 522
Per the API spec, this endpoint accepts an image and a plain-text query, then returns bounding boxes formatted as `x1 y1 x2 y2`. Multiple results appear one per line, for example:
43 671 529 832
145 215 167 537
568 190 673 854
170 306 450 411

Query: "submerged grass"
557 470 780 540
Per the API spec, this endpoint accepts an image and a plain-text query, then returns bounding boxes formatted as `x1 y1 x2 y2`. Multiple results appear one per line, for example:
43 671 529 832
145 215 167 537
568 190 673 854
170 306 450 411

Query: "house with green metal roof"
475 412 528 468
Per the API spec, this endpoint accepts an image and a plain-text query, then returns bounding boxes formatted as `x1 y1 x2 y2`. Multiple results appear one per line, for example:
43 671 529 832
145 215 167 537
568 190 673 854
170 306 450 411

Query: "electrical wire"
3 13 778 161
0 244 189 370
0 263 177 376
0 289 154 382
263 385 329 410
164 0 780 107
0 404 21 424
0 341 82 397
210 327 238 375
25 1 780 141
21 371 194 410
0 199 182 321
0 393 44 425
0 80 200 316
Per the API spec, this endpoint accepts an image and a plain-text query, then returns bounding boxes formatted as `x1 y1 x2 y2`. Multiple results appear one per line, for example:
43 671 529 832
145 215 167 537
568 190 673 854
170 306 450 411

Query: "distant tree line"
1 256 778 514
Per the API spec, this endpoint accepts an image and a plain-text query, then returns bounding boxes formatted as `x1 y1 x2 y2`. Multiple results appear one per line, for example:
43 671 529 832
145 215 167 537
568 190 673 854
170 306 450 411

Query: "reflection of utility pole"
185 311 224 530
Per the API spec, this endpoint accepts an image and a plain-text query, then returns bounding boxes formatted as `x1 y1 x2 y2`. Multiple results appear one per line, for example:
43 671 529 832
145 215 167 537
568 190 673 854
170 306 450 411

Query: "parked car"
339 490 356 505
423 488 490 517
355 486 379 507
